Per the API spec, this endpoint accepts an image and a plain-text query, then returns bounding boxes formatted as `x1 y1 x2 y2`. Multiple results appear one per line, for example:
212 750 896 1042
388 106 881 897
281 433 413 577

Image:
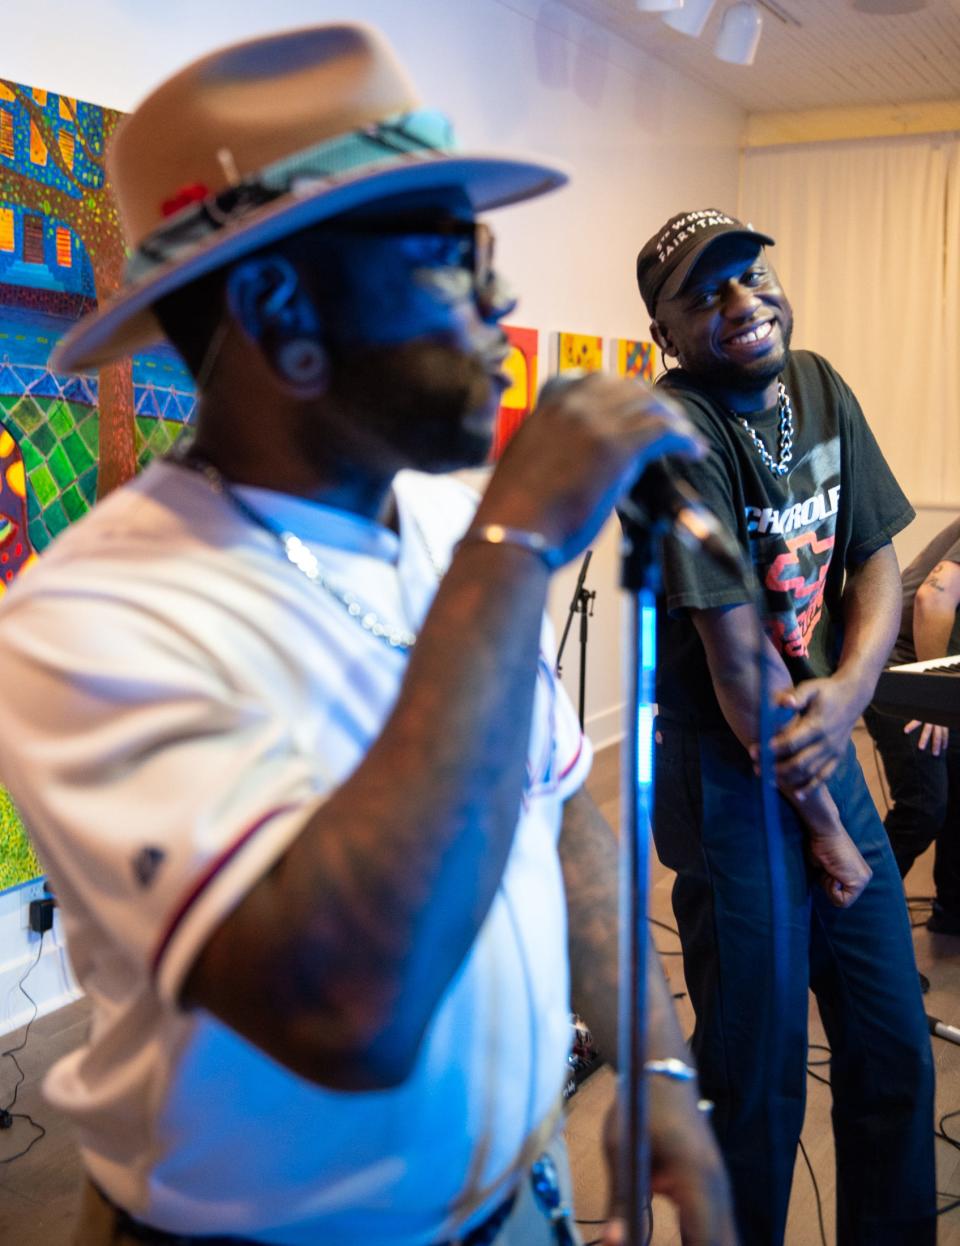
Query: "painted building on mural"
0 84 98 310
0 80 197 890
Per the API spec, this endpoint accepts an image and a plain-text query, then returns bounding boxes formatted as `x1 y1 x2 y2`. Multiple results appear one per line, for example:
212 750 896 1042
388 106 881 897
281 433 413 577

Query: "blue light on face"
320 234 464 346
316 225 510 349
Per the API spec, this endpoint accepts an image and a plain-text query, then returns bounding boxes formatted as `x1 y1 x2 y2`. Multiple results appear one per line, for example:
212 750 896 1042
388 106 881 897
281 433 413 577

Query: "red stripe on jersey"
151 803 300 980
559 736 584 781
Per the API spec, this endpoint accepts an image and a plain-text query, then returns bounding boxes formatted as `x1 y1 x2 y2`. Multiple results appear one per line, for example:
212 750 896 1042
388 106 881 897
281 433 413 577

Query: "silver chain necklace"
734 381 794 478
186 457 419 651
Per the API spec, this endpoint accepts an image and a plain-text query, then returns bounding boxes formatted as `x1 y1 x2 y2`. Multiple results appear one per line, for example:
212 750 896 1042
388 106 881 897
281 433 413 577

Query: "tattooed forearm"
914 559 960 662
558 787 621 1063
925 563 948 593
559 787 692 1068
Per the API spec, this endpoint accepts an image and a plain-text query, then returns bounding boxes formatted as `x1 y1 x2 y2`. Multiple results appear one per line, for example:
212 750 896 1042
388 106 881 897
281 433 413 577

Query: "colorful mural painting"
0 80 197 891
613 337 656 382
556 332 604 375
491 324 538 460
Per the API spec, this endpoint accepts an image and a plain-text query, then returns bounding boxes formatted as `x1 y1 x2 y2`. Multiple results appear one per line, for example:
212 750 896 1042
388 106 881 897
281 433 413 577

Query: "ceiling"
554 0 960 113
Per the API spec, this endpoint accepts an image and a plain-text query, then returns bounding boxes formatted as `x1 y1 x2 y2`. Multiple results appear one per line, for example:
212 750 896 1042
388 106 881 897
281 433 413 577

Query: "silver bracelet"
644 1057 697 1082
645 1059 712 1113
456 524 560 570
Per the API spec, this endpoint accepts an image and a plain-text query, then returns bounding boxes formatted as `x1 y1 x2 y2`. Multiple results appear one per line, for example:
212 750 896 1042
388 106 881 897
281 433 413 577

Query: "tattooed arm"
913 560 960 661
559 788 735 1246
905 558 960 753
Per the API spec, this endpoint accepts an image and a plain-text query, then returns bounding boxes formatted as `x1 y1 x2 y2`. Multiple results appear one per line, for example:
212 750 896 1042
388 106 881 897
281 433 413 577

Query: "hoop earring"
277 337 327 388
656 345 679 379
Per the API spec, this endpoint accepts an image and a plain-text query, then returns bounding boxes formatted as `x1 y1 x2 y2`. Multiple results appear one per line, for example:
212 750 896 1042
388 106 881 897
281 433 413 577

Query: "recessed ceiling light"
715 1 764 63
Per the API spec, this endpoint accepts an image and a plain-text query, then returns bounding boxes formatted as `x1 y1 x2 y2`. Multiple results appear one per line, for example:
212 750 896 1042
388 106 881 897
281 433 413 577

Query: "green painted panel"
20 437 42 471
47 444 75 489
48 403 74 439
30 421 57 457
44 498 69 537
61 484 88 521
78 413 100 455
28 463 57 507
63 430 95 475
77 467 98 504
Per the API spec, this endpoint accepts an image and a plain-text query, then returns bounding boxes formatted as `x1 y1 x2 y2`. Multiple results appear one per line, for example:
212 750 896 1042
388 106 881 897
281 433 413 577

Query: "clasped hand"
805 824 873 908
753 675 861 798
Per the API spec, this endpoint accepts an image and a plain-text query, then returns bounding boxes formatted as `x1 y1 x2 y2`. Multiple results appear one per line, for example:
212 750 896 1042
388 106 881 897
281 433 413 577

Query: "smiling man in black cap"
636 209 936 1245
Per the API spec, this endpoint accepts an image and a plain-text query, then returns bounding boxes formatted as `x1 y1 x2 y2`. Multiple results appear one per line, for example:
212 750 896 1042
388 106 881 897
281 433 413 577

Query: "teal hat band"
127 109 458 284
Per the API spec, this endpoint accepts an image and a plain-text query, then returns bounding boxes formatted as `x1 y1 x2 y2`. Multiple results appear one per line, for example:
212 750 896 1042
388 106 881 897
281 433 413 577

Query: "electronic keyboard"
872 655 960 727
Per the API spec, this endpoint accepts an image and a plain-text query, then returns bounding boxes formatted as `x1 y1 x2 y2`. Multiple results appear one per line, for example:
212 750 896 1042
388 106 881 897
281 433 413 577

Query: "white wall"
0 0 744 1030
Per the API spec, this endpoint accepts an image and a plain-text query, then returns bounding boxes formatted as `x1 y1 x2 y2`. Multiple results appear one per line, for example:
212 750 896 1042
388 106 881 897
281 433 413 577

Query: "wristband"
456 524 560 570
644 1057 697 1082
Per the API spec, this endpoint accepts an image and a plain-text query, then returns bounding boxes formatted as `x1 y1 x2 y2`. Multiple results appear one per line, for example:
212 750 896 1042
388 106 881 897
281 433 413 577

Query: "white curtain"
739 134 960 508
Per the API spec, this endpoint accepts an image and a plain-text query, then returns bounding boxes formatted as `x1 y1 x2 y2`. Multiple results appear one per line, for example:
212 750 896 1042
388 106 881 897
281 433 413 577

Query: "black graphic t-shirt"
654 350 914 726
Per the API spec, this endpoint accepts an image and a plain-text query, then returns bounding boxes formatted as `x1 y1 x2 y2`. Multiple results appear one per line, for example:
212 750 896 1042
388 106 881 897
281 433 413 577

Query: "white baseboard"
0 937 82 1036
585 702 625 753
0 884 82 1038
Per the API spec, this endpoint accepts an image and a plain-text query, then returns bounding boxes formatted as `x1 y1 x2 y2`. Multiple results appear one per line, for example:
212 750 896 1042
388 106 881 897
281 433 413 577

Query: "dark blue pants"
653 719 936 1246
864 704 960 914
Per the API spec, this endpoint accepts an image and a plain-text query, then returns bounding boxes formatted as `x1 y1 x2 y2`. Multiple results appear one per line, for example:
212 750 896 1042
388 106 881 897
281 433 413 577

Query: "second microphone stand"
556 549 596 730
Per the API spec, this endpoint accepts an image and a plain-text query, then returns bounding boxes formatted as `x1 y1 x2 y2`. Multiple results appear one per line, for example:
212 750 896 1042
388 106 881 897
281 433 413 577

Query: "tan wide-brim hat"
53 23 567 374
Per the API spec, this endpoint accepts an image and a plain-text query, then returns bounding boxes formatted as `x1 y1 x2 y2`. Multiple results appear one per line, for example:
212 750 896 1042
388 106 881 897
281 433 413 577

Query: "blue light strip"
637 704 654 787
640 603 656 672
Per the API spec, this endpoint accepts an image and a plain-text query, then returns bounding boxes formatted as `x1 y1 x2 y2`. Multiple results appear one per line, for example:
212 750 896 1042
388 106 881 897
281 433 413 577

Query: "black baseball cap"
636 208 775 319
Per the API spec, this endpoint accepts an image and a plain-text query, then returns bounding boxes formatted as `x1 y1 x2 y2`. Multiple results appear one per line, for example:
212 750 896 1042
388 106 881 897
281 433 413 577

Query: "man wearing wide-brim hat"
0 24 735 1246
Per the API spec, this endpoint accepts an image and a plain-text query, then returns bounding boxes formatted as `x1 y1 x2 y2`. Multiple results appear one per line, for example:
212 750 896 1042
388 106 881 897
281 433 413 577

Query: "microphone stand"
616 515 664 1246
556 550 596 730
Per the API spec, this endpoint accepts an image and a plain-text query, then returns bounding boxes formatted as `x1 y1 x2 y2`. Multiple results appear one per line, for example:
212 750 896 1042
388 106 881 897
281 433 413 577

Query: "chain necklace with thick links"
183 456 424 651
734 381 794 478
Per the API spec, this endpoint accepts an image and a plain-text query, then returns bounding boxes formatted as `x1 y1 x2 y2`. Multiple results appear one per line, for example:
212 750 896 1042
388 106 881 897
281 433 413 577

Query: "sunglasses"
316 217 512 321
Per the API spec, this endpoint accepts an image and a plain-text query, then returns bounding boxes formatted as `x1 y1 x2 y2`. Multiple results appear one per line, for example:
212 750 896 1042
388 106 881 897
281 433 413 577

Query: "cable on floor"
0 934 47 1165
798 1137 828 1246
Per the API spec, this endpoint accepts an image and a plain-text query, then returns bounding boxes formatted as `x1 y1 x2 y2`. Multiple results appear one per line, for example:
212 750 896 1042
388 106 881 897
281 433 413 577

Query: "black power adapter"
28 898 55 934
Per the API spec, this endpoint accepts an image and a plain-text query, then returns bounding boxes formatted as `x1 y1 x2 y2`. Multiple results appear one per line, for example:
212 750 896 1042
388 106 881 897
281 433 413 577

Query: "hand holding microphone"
473 369 712 571
480 368 742 574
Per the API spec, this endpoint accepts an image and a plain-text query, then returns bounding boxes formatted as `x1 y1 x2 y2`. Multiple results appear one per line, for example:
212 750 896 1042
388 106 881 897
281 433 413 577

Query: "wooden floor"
1 725 958 1244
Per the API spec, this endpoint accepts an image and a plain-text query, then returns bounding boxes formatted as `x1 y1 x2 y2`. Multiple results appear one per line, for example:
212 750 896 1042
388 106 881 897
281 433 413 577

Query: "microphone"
537 371 745 576
620 463 744 576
